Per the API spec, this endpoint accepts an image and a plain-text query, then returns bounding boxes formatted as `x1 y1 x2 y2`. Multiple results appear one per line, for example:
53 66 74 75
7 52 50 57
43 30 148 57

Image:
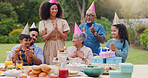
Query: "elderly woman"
67 33 93 64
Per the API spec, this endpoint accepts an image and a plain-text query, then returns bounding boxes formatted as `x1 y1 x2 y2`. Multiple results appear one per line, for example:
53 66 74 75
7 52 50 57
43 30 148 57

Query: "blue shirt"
79 22 105 54
106 38 129 63
10 44 44 64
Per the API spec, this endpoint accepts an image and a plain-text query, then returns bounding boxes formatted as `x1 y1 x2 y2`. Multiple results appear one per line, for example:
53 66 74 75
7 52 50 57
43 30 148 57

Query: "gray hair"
86 9 96 16
77 32 87 42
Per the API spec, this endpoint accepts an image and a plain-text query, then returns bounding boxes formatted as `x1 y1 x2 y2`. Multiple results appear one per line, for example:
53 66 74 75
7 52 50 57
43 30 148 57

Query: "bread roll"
38 72 49 77
40 64 51 73
32 66 42 74
28 72 38 77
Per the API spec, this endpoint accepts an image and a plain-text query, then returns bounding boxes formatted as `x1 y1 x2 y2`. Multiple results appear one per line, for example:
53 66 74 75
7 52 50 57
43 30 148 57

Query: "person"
106 12 130 63
39 0 70 65
106 24 130 63
29 22 44 64
11 24 43 66
79 2 105 54
67 23 93 64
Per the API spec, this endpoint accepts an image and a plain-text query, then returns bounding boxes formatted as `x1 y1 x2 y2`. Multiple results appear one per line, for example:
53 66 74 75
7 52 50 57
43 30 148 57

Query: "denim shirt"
79 22 105 54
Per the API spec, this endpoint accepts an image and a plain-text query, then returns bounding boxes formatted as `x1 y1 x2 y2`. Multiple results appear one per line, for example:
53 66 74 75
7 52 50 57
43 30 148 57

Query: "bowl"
83 66 104 77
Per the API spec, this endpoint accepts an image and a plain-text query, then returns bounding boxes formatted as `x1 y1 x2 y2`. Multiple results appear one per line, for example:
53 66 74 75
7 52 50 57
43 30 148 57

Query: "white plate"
4 69 20 77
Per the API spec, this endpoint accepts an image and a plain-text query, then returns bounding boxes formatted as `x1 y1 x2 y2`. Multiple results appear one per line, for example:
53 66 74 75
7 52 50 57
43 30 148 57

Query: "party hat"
74 22 82 34
30 22 36 28
113 12 120 25
21 23 29 35
49 0 57 3
88 1 95 12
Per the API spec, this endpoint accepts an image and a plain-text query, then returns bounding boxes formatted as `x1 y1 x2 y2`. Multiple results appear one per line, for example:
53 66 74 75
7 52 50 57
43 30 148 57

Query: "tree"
0 2 18 36
76 0 86 24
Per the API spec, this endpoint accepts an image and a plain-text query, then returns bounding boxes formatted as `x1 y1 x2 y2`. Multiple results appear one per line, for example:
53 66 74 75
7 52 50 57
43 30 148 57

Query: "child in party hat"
11 23 35 66
106 12 130 63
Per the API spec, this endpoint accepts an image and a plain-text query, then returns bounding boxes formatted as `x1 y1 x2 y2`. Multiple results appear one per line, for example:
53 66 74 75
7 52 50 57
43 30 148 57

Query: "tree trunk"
76 0 86 24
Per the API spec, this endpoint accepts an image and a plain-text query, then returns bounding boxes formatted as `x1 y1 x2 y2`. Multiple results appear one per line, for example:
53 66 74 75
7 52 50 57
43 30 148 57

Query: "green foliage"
140 29 148 49
15 1 40 25
0 2 18 36
135 24 147 34
0 36 19 43
35 35 44 43
128 27 137 45
67 31 74 41
8 29 23 36
95 17 112 41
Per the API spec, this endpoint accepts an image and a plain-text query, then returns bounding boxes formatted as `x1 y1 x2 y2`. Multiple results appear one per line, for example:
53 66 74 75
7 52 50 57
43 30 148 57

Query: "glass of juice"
5 61 13 67
16 60 23 68
59 70 69 78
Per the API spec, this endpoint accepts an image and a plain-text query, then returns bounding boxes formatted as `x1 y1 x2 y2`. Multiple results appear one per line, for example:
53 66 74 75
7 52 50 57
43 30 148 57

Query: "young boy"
12 24 34 66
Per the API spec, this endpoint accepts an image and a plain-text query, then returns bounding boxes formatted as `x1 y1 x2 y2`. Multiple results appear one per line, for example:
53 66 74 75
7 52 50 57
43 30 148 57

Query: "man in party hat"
10 23 43 65
67 22 93 64
113 12 120 25
29 22 44 64
79 1 106 54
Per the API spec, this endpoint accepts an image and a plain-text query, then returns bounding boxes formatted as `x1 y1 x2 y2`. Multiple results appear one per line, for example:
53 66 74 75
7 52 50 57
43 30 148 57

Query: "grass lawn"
0 41 148 64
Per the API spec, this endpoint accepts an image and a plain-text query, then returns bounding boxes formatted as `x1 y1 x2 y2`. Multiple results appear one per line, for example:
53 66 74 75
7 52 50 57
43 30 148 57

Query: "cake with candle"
53 46 73 62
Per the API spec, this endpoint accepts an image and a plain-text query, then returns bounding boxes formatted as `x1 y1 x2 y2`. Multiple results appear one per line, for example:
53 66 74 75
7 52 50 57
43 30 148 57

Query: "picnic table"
0 63 148 78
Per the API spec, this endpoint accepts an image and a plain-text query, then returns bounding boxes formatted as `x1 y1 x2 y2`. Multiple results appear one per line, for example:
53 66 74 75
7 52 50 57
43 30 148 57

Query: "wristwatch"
94 32 98 36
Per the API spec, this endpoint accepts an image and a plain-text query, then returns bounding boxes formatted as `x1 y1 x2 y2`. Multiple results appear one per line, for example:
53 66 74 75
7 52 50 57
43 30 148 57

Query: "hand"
110 42 118 53
12 50 19 58
70 51 77 58
26 50 34 58
75 51 85 58
90 24 96 34
82 26 86 32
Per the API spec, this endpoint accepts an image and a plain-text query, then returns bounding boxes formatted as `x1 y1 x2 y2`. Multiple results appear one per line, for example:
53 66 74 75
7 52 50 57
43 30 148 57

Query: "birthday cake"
53 46 73 62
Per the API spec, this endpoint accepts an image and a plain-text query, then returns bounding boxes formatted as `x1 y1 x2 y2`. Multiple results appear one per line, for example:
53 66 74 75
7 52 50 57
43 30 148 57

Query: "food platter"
92 63 119 75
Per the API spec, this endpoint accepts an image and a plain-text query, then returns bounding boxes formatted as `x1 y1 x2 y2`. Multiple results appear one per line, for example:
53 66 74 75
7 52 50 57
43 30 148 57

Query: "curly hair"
112 24 130 48
39 1 63 20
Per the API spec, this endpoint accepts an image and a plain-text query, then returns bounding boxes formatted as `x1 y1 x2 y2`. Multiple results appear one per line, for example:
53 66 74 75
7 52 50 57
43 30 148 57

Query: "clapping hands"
110 42 118 53
71 50 85 59
90 24 96 34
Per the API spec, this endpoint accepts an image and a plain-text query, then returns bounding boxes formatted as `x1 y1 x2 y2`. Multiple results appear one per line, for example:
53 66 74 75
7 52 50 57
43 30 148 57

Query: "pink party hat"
74 22 82 34
88 1 95 12
49 0 57 3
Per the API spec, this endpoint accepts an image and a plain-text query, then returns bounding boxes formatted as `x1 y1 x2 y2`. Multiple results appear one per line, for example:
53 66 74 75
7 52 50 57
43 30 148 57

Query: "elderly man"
10 23 44 65
67 23 93 64
79 2 105 54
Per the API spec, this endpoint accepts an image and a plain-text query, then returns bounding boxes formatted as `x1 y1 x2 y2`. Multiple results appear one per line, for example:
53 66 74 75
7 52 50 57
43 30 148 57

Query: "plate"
4 69 21 77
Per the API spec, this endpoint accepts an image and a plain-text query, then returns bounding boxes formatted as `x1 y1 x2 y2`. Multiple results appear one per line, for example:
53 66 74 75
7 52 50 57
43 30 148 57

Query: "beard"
86 21 92 23
30 38 36 46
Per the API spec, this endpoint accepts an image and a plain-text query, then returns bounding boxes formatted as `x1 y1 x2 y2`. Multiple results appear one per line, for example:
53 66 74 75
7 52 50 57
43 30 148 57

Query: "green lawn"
0 41 148 64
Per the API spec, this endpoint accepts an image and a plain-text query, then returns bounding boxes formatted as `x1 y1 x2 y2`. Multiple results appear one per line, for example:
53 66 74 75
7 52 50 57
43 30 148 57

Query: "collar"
86 21 95 26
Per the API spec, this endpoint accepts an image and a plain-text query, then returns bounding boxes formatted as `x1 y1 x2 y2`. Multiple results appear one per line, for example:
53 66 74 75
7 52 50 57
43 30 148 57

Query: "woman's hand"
110 42 118 53
70 51 77 58
75 51 85 59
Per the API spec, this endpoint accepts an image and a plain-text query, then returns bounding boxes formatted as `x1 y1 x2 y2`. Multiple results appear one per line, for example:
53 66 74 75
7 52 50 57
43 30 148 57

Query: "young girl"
106 24 130 63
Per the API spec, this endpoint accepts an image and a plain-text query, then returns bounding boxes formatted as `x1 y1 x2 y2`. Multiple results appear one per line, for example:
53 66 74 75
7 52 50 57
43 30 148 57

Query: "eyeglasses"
86 14 95 18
